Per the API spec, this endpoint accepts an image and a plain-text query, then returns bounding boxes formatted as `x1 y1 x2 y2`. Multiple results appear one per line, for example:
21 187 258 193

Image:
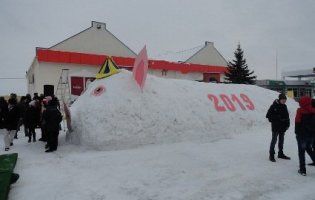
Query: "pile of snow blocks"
0 153 18 200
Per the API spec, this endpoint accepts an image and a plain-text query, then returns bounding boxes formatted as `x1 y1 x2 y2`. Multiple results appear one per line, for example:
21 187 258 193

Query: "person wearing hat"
266 93 291 162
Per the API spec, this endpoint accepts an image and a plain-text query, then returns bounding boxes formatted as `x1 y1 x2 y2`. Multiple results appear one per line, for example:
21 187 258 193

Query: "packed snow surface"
70 70 297 150
2 128 315 200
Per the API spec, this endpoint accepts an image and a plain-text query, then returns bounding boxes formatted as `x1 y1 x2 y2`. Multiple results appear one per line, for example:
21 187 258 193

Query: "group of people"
267 93 315 176
0 93 63 153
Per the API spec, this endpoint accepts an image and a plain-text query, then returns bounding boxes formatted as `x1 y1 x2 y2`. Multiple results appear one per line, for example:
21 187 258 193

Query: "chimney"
91 21 106 30
205 41 214 46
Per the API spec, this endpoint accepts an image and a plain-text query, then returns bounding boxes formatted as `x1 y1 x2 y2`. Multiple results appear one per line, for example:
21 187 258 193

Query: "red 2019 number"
207 94 226 112
207 94 255 112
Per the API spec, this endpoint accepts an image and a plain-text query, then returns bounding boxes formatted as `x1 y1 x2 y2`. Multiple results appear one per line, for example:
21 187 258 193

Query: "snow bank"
70 70 298 150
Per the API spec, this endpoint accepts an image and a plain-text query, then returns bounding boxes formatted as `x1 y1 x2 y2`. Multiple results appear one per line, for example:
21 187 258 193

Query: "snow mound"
70 70 298 150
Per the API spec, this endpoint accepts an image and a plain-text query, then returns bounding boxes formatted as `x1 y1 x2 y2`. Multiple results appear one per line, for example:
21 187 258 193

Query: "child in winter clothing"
266 93 290 162
295 96 315 176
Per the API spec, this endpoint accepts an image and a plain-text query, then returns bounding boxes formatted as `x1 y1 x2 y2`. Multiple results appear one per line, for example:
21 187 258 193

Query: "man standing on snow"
266 93 290 162
295 96 315 176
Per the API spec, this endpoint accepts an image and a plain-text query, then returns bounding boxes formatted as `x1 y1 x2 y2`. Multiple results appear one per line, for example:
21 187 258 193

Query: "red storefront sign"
71 76 96 96
71 77 84 96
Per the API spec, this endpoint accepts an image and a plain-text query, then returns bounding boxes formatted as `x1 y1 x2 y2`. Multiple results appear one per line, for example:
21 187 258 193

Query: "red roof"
36 49 227 74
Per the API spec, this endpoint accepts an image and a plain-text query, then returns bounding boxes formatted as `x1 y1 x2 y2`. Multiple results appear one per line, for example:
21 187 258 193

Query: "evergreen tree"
225 44 256 84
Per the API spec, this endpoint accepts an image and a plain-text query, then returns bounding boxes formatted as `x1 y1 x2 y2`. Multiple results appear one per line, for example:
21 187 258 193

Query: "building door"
203 73 220 83
43 85 54 97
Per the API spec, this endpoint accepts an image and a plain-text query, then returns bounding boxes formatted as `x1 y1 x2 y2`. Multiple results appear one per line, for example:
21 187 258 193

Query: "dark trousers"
40 126 47 141
47 131 59 150
296 136 315 170
14 118 23 138
269 131 285 155
24 125 29 137
28 127 36 141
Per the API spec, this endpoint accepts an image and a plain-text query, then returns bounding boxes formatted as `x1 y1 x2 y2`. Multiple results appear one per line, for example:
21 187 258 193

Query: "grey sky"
1 0 314 95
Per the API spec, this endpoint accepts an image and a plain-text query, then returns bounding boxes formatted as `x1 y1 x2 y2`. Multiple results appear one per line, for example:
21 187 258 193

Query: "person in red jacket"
295 96 315 176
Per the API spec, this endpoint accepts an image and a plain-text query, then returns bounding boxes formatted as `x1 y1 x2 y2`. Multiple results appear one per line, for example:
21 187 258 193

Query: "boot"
33 133 36 142
298 168 306 176
278 152 291 160
269 154 276 162
45 149 54 153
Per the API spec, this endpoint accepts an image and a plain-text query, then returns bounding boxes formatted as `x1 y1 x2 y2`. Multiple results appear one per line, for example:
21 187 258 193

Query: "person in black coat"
0 97 8 129
3 98 20 151
14 96 27 139
42 97 62 152
266 93 290 162
24 100 38 143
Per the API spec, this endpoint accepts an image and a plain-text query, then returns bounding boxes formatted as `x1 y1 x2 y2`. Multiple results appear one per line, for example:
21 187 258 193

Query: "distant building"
26 21 227 100
257 68 315 100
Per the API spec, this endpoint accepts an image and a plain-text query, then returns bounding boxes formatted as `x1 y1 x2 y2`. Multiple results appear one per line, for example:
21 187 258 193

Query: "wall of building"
185 42 227 67
148 69 203 81
50 21 136 58
31 61 99 94
26 58 37 95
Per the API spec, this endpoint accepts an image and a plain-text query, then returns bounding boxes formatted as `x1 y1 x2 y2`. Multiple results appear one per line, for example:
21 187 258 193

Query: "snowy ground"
1 127 315 200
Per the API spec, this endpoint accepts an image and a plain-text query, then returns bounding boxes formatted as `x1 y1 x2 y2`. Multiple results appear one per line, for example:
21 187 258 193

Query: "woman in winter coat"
295 96 315 176
3 98 20 151
24 100 38 143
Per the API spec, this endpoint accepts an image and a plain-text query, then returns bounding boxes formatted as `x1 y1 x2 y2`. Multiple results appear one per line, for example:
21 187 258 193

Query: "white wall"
148 69 203 81
186 42 227 66
50 21 136 58
30 61 99 94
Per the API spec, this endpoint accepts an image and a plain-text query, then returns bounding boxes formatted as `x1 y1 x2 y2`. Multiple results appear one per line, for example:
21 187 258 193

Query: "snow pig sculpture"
69 70 297 150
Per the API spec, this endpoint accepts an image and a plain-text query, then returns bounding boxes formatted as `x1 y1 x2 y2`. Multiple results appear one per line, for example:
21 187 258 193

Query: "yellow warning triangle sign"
96 57 120 79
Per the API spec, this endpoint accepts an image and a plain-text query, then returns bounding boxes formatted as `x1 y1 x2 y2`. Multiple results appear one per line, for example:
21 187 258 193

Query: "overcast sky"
1 0 314 95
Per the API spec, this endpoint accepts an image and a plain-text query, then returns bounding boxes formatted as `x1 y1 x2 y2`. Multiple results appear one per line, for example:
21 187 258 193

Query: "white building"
26 21 227 99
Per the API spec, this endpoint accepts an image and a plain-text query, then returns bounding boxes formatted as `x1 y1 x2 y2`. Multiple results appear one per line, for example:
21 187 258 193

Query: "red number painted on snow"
220 94 236 112
240 94 255 110
231 94 246 110
207 94 255 112
207 94 226 112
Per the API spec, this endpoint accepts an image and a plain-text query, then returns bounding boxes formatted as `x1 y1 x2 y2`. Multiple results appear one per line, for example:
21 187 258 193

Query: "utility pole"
275 50 278 80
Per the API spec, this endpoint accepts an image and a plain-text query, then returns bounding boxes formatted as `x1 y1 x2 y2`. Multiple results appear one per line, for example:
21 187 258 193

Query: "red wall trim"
36 49 227 74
